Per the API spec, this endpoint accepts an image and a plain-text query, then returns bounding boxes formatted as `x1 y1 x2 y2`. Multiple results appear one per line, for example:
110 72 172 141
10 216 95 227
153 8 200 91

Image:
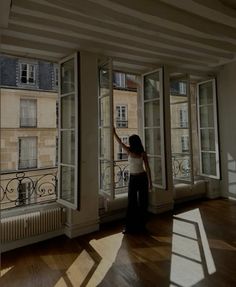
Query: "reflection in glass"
99 97 110 127
60 165 75 204
100 127 111 159
200 106 214 128
145 128 161 155
61 59 74 94
202 152 216 175
148 156 162 186
61 94 75 129
61 131 75 165
144 72 160 100
200 129 215 151
100 160 112 191
144 100 160 127
199 82 213 105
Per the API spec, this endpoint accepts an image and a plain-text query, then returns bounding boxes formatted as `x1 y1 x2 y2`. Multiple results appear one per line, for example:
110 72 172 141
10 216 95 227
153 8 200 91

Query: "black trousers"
125 172 149 231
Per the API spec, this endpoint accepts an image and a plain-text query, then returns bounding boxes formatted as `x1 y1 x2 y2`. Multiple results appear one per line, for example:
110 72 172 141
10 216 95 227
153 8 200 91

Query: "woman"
113 127 152 234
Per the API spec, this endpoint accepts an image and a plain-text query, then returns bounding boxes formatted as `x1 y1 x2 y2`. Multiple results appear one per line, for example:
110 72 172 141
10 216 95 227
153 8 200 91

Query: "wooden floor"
1 198 236 287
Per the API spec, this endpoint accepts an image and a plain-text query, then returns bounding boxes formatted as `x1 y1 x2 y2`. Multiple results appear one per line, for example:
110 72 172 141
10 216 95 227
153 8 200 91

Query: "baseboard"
148 201 174 214
64 219 99 238
1 229 64 253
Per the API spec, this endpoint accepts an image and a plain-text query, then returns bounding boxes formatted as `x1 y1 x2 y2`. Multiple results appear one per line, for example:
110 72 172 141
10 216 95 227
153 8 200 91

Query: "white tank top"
128 155 144 174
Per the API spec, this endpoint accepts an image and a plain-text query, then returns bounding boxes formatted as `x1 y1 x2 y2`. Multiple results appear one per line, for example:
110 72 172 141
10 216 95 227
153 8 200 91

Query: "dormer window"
20 63 36 85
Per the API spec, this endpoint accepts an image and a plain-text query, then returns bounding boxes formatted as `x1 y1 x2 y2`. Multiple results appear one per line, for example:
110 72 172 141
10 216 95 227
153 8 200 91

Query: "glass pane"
200 129 215 151
145 128 161 156
61 131 75 165
200 106 214 128
61 94 75 129
170 80 187 95
100 160 112 191
60 166 75 203
199 82 213 105
61 59 74 94
99 127 111 159
144 100 160 127
100 68 110 96
172 154 191 180
202 152 216 176
99 96 110 127
148 157 162 186
144 72 160 100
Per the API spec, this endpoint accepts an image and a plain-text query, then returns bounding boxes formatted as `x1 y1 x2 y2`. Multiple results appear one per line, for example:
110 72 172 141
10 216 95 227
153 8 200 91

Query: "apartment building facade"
0 54 58 210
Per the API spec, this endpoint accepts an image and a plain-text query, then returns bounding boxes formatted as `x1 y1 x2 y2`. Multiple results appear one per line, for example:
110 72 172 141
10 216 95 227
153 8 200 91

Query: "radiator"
0 207 65 243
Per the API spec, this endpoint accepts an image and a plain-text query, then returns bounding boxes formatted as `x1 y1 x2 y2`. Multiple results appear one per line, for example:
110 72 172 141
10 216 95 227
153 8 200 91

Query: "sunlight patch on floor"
52 232 123 287
170 208 216 287
0 266 14 277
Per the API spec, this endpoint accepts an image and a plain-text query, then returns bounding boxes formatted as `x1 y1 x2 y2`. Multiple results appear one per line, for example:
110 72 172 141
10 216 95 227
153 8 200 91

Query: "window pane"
19 137 37 169
200 106 214 128
61 59 74 94
20 99 37 127
100 96 110 127
61 131 75 165
144 100 160 127
100 160 112 191
200 129 215 151
148 157 162 186
145 128 161 155
202 152 216 176
60 166 75 204
199 82 213 105
99 127 111 159
61 94 75 129
144 73 160 100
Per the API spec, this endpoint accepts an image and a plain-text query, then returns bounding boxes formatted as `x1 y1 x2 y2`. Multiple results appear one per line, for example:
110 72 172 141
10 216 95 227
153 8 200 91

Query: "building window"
19 137 37 169
116 105 128 128
20 63 36 85
20 99 37 127
179 108 188 128
113 72 137 90
181 136 189 152
117 136 129 160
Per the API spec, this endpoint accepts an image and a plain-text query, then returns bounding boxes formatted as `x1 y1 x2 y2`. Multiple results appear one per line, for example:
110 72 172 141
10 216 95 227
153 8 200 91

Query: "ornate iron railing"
172 155 191 179
100 160 129 194
0 170 57 210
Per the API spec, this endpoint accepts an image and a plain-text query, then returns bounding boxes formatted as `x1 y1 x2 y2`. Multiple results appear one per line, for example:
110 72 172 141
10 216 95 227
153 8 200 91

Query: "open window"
170 75 194 183
142 68 166 190
98 58 114 200
197 79 220 179
57 53 79 209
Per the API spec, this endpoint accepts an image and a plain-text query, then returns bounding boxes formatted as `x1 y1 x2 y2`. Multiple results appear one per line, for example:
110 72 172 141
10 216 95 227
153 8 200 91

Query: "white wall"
217 60 236 199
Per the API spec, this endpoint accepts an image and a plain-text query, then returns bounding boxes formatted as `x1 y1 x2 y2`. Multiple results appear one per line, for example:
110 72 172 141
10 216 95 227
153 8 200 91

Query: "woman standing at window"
113 127 152 234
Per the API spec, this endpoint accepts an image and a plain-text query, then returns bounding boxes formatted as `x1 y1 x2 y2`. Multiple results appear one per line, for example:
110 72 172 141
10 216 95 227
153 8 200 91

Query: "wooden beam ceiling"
1 0 236 73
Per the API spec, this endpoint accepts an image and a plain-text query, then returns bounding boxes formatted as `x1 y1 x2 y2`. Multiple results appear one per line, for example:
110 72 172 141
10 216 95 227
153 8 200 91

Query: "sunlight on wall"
52 232 123 287
170 208 216 287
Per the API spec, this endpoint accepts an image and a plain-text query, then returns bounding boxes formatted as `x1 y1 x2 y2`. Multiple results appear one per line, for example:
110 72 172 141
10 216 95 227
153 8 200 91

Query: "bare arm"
113 127 130 153
143 152 153 190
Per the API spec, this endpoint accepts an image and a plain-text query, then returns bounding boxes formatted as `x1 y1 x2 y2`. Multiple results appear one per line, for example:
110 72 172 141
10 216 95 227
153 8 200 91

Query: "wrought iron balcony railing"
0 170 57 210
172 155 191 179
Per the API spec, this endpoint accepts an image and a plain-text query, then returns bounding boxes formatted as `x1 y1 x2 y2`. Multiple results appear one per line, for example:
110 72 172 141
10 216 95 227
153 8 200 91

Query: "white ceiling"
0 0 236 74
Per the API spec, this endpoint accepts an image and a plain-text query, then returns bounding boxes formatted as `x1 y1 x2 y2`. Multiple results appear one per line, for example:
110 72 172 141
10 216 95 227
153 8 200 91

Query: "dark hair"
129 134 144 155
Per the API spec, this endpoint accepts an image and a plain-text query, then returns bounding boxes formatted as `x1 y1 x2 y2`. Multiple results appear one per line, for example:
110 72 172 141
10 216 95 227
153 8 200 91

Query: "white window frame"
197 79 220 179
181 135 189 152
179 107 188 128
114 72 126 88
117 136 129 160
58 53 79 210
142 68 166 189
